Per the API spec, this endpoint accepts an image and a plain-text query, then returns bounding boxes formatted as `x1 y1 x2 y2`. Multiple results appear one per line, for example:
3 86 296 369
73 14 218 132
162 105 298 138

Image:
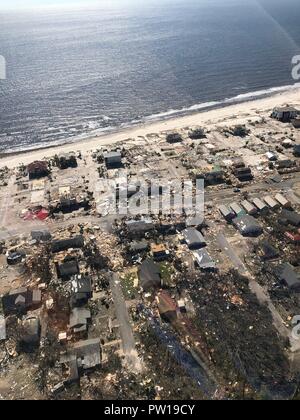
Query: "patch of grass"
120 269 138 300
159 262 176 287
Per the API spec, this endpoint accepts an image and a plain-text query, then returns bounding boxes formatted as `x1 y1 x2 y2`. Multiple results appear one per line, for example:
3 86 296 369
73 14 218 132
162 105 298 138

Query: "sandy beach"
1 87 300 169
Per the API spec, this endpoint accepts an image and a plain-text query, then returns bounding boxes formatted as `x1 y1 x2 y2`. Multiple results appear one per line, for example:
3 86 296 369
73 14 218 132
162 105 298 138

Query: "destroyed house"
188 128 206 140
271 106 299 122
276 159 296 169
166 133 182 143
57 259 79 280
193 249 216 271
274 263 300 292
258 241 279 261
185 215 204 228
69 307 91 333
51 236 84 253
138 259 161 291
71 275 93 307
2 288 41 316
294 144 300 157
233 215 263 237
20 315 41 348
60 338 101 382
292 118 300 128
27 161 49 180
73 338 101 370
280 210 300 227
157 292 178 323
58 152 77 169
151 244 169 261
126 219 155 237
128 240 149 254
0 316 6 341
182 228 206 249
55 196 90 214
31 229 52 242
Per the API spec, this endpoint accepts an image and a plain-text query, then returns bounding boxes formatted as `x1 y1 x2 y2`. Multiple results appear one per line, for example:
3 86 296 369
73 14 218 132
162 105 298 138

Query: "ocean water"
0 0 300 153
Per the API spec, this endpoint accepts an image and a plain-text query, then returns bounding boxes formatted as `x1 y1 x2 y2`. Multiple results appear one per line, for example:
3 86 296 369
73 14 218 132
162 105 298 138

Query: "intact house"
193 249 216 272
182 227 206 250
103 150 122 169
271 106 299 123
51 236 84 253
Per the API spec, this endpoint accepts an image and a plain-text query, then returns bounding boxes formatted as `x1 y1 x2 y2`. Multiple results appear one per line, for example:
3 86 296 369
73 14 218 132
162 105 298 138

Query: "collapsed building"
60 338 101 383
27 161 49 180
233 215 263 237
138 259 162 291
58 152 77 169
2 288 42 316
274 263 300 292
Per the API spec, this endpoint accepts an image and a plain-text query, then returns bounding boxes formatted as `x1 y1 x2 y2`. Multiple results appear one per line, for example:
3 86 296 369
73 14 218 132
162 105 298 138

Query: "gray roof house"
182 228 206 249
193 249 216 271
69 307 91 333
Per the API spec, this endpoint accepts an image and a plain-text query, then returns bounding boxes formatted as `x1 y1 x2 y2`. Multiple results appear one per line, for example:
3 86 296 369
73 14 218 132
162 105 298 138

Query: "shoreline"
1 86 300 169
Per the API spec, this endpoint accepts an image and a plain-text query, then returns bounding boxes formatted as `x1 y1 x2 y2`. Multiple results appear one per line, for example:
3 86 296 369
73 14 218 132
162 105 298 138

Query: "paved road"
109 272 143 373
217 233 247 274
0 175 15 229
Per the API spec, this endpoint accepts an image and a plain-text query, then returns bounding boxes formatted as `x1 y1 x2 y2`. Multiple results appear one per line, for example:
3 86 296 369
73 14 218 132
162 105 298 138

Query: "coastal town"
0 100 300 400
